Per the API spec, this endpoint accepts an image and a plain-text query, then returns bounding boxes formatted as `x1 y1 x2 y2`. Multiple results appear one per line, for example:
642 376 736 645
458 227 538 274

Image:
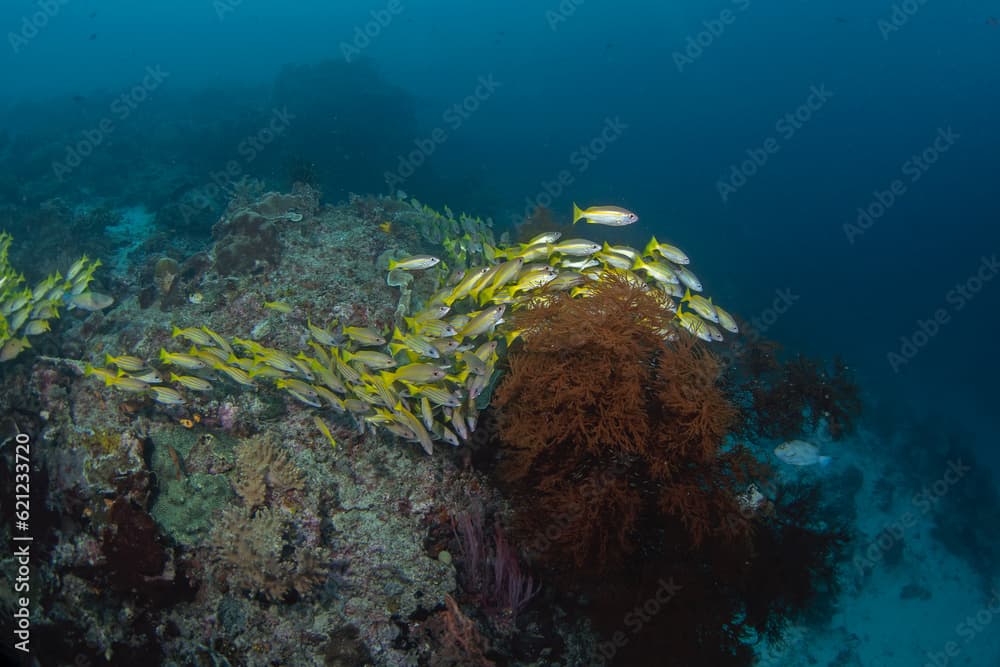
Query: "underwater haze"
1 0 999 665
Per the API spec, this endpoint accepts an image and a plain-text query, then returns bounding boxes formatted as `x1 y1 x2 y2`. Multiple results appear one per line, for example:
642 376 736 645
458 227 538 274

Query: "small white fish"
552 238 602 257
572 203 639 226
674 265 702 292
68 291 114 311
644 237 690 265
526 231 562 245
715 304 739 334
388 255 441 271
774 440 831 466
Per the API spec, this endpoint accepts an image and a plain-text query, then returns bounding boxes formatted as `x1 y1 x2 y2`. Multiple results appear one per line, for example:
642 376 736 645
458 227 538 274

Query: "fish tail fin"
818 455 832 467
503 329 522 348
644 236 658 257
387 259 398 271
682 287 692 303
572 202 583 225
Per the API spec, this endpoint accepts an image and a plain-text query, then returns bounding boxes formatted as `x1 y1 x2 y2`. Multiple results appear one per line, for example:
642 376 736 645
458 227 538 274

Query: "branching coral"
451 505 538 622
492 274 846 665
743 351 861 440
654 335 739 464
494 273 757 570
424 594 495 667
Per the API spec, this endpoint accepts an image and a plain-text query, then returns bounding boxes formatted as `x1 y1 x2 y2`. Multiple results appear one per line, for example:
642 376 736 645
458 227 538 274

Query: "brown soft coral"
208 506 325 601
234 436 304 509
498 272 671 465
743 351 861 441
494 274 760 570
654 336 738 464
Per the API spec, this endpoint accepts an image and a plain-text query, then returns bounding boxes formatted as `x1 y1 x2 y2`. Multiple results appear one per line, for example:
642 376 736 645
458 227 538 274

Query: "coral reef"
739 346 862 441
211 208 282 275
421 594 495 667
208 506 326 601
0 179 852 665
153 256 179 299
450 504 538 624
232 435 305 509
490 273 847 666
210 184 320 275
495 273 753 569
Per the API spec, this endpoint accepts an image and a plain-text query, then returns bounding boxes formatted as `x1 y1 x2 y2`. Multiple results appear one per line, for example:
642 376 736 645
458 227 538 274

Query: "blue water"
5 1 996 461
1 2 999 662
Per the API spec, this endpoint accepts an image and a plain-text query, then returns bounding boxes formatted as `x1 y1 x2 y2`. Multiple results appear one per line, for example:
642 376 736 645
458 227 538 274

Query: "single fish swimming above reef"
774 440 831 466
572 203 639 226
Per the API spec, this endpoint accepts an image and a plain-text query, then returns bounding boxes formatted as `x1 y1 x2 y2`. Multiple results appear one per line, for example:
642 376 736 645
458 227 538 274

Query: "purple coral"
453 506 539 622
218 401 237 431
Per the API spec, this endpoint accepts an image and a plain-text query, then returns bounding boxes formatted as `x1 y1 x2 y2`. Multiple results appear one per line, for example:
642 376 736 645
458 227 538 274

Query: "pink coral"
218 401 237 430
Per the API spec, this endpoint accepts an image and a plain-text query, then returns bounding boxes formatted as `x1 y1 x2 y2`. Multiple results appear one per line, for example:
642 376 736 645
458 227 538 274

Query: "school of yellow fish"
0 231 112 363
87 203 738 455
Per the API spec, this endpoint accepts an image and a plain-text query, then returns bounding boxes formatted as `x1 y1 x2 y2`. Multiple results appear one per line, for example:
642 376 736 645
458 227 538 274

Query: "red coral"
743 351 862 440
494 274 759 571
424 594 495 667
